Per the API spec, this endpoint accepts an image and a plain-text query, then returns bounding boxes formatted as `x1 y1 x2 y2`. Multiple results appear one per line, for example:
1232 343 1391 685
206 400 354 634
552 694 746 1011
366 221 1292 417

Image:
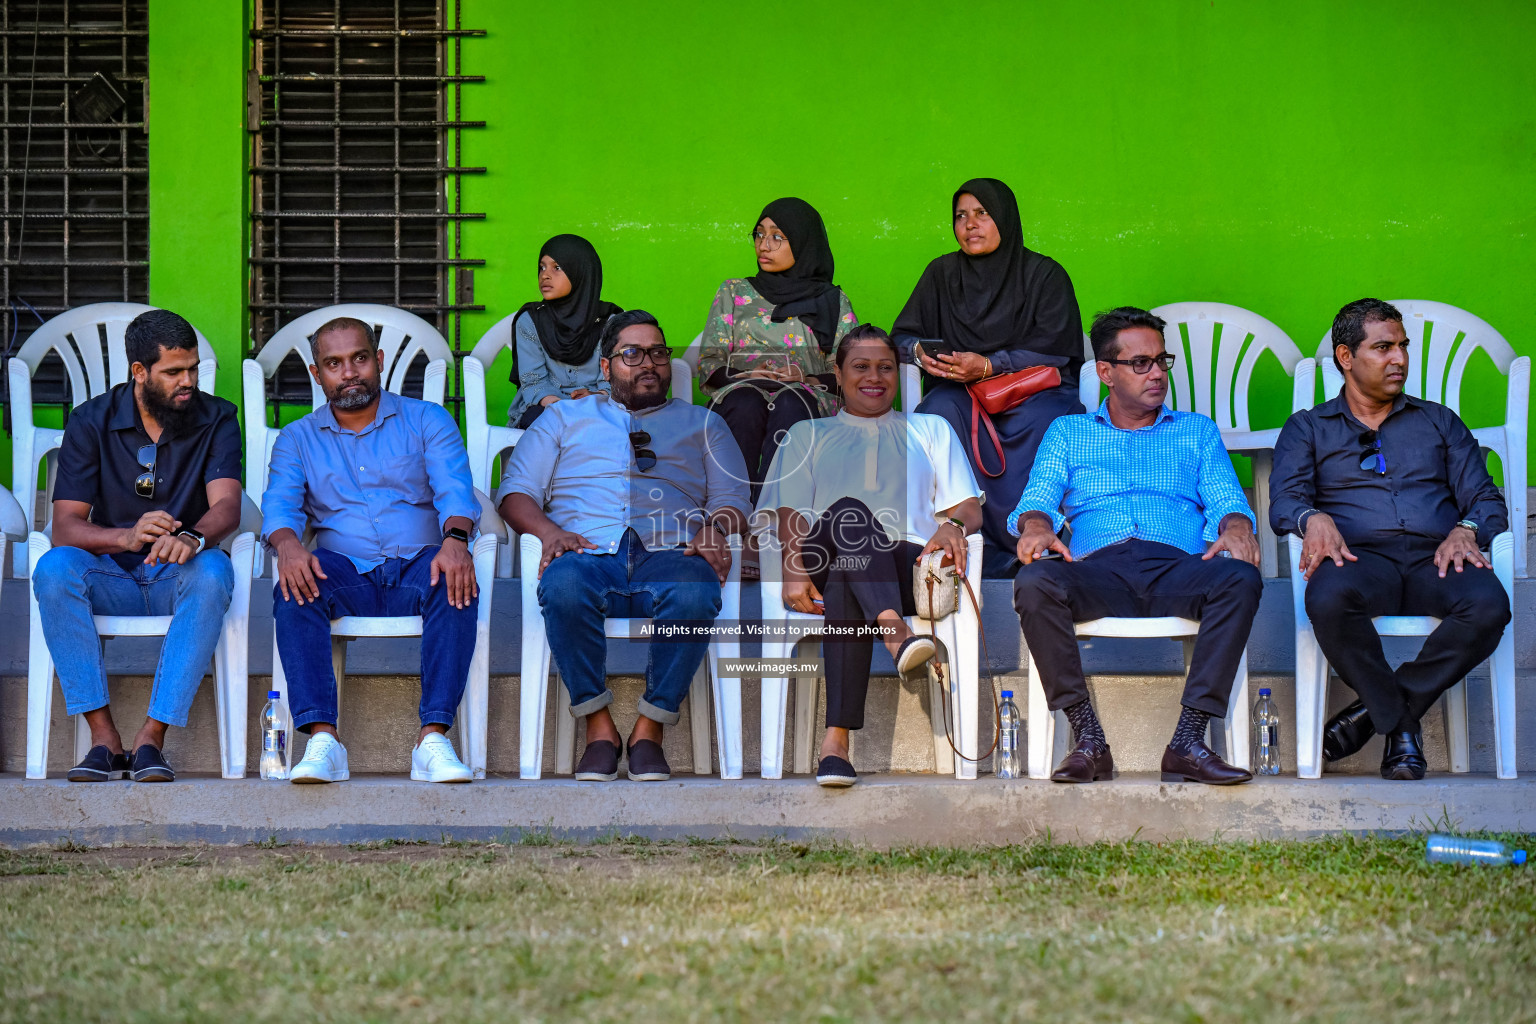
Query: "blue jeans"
33 547 235 727
538 529 722 725
273 546 477 732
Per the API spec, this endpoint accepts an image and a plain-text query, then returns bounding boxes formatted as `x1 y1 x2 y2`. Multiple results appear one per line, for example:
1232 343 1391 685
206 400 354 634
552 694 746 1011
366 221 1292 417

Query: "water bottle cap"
1000 690 1013 699
267 691 280 699
1258 688 1271 697
1515 850 1528 865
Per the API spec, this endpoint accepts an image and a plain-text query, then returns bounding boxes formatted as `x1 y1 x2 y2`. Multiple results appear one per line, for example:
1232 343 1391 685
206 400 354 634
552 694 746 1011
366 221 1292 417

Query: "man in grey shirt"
499 309 750 782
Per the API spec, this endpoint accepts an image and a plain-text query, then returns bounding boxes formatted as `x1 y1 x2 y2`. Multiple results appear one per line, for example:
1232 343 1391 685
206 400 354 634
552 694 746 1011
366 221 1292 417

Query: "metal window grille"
1 0 148 411
248 0 484 415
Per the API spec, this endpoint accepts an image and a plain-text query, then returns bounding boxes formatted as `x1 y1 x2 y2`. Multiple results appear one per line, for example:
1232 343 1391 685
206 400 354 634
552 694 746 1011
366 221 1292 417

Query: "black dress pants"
799 497 922 731
712 384 824 504
1013 539 1263 716
1304 535 1510 734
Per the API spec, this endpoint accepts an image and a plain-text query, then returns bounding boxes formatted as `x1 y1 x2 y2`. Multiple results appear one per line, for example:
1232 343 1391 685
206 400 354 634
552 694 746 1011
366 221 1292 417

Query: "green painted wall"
147 0 247 409
457 0 1535 448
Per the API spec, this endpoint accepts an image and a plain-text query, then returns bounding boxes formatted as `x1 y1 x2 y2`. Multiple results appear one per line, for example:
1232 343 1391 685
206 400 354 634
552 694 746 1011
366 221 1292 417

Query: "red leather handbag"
966 365 1061 478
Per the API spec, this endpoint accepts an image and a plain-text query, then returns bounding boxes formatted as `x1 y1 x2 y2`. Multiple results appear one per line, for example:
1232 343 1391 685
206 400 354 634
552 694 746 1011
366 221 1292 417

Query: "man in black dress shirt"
1269 298 1510 780
31 309 243 782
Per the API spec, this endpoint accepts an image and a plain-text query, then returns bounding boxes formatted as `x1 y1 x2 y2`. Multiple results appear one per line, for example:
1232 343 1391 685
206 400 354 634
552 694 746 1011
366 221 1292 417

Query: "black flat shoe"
1322 700 1376 762
129 744 175 783
816 755 858 787
625 739 671 782
1380 730 1427 780
67 745 131 782
573 739 620 782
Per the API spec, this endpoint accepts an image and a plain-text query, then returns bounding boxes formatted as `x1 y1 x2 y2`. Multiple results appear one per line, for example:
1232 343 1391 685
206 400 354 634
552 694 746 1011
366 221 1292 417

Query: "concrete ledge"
3 773 1531 848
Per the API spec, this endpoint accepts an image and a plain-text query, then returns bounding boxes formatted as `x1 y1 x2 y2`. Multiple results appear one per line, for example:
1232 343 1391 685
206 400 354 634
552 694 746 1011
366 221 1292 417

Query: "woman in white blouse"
758 324 984 787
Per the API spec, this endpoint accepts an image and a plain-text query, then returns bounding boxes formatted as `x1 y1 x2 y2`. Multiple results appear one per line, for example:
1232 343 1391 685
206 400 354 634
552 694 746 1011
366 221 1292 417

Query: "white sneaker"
290 732 349 783
411 732 472 783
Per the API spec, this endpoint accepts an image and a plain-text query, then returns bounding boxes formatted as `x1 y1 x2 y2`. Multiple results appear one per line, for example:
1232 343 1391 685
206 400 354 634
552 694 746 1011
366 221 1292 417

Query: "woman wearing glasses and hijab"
893 178 1086 578
699 197 859 504
505 234 623 430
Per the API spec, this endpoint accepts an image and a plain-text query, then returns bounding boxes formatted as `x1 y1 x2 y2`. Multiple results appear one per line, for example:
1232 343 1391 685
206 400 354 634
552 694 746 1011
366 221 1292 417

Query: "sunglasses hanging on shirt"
629 430 657 472
135 443 157 498
1358 430 1386 474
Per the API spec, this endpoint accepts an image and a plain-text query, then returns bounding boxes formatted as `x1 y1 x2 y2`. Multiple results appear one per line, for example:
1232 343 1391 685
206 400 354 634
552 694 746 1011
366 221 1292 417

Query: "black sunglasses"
135 443 157 499
1359 430 1386 474
630 430 657 472
614 345 672 367
1102 353 1176 374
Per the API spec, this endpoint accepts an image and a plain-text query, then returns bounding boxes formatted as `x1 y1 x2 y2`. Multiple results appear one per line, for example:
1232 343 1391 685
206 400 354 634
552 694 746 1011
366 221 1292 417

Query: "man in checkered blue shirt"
1009 306 1262 786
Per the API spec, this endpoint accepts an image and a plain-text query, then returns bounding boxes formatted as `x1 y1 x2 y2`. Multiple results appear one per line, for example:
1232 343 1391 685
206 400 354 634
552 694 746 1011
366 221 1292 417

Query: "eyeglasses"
1359 430 1386 474
751 229 787 251
630 430 657 472
1102 353 1177 374
135 443 157 499
614 345 672 367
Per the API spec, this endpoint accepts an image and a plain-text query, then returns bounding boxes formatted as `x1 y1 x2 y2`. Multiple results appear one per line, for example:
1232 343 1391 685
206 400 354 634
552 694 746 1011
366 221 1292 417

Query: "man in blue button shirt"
261 317 482 784
1010 307 1261 785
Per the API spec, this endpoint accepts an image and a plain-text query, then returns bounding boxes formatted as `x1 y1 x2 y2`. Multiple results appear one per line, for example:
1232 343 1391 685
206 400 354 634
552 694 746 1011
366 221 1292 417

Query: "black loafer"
573 739 621 782
816 755 858 787
1322 700 1376 762
1381 730 1427 780
67 745 131 782
625 739 671 782
129 744 175 783
1050 738 1115 783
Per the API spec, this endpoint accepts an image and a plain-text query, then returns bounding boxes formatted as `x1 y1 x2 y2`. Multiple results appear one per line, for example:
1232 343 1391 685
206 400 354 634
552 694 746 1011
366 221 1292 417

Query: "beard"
326 377 381 411
610 370 667 411
139 379 202 434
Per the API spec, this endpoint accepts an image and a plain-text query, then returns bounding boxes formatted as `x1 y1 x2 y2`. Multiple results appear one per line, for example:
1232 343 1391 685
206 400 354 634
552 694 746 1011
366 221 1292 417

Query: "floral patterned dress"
697 278 857 415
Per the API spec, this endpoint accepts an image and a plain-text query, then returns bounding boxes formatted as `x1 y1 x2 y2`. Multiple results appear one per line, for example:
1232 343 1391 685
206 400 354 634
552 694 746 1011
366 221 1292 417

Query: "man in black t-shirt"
32 309 243 782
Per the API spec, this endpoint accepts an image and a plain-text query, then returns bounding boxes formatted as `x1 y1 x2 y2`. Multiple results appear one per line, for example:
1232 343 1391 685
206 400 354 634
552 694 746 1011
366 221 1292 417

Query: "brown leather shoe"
1050 738 1114 783
1160 739 1252 785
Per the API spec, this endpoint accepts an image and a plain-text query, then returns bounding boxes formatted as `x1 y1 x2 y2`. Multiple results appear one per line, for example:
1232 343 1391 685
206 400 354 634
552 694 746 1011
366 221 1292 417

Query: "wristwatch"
1456 519 1479 535
709 518 729 538
943 516 967 533
175 528 205 554
443 526 472 545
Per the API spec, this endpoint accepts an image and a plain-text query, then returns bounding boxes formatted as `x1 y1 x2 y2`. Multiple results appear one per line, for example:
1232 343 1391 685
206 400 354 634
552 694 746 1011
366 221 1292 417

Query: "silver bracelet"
1297 508 1323 536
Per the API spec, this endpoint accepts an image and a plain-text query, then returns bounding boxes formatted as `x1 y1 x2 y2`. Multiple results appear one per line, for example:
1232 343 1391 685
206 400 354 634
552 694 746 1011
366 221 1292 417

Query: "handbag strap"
921 561 1001 764
968 393 1007 479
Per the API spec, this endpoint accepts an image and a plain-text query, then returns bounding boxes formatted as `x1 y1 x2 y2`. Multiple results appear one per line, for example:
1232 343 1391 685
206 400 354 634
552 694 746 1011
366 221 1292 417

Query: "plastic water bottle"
1251 687 1281 776
995 690 1022 779
259 690 290 780
1425 833 1528 867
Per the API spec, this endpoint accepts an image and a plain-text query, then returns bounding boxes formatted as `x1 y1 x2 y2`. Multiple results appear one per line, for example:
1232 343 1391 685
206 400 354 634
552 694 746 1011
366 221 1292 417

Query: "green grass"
2 835 1534 1023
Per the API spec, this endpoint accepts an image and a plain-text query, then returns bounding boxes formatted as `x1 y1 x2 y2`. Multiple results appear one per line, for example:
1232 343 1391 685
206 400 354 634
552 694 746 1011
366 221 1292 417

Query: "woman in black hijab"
893 178 1085 577
698 197 859 504
505 233 623 429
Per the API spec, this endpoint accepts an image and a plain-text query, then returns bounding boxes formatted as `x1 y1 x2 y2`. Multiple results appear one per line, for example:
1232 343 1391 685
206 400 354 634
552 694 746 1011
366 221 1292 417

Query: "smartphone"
921 340 955 360
1031 550 1064 561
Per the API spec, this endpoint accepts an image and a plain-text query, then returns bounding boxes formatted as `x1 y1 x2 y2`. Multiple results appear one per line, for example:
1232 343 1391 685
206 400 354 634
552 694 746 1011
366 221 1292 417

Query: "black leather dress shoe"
1322 700 1376 762
1380 730 1427 780
1050 738 1114 783
1161 739 1252 785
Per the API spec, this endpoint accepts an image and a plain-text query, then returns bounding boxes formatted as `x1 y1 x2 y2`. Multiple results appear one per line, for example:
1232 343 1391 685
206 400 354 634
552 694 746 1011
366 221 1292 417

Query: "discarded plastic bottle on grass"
1251 688 1282 775
259 691 290 780
1425 834 1528 866
995 690 1021 779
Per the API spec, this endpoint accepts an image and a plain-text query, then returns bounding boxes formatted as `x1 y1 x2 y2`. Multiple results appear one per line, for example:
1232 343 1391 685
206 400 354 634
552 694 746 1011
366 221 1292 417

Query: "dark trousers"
712 384 824 503
273 546 477 732
798 497 922 731
1304 535 1510 734
538 529 722 726
1013 539 1262 716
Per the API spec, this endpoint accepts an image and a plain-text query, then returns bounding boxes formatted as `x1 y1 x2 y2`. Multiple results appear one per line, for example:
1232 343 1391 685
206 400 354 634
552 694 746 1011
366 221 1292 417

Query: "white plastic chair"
1315 300 1529 577
0 485 26 602
1134 303 1306 578
264 487 503 780
1288 531 1516 780
758 533 985 780
1025 617 1251 779
7 302 218 574
243 303 453 515
517 531 743 779
24 501 261 780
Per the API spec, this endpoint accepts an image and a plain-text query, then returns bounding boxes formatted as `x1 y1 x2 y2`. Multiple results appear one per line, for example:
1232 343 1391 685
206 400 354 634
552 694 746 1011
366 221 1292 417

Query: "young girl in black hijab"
893 178 1085 577
698 197 859 503
505 234 622 429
